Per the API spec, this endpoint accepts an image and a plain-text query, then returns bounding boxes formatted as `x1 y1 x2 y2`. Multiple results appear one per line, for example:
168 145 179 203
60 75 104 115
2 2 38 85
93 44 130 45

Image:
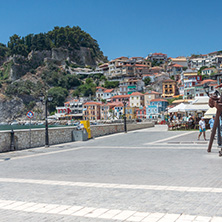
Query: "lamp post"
39 94 53 147
123 99 127 133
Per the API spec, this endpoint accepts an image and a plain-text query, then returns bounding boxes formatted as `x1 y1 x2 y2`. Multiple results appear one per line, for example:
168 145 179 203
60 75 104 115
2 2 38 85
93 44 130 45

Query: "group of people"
168 113 199 129
168 112 217 141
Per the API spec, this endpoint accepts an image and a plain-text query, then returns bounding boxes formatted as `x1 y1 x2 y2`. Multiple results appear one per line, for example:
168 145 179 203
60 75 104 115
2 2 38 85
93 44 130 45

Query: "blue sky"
0 0 221 60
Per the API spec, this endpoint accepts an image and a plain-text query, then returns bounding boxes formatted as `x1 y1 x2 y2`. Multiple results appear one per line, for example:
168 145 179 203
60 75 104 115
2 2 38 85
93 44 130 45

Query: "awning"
168 103 187 113
184 104 209 112
204 107 216 119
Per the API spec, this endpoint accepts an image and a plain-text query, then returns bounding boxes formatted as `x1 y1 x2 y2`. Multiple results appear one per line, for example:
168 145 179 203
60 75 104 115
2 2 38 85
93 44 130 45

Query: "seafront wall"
0 122 154 152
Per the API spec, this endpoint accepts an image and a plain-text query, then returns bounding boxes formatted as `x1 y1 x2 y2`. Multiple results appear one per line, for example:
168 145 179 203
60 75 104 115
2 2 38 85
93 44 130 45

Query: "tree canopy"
47 87 69 112
104 80 119 89
3 26 107 61
143 77 151 86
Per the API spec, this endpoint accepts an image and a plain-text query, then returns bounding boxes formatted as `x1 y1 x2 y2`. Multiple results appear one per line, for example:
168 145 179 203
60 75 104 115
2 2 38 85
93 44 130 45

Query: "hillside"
0 26 108 122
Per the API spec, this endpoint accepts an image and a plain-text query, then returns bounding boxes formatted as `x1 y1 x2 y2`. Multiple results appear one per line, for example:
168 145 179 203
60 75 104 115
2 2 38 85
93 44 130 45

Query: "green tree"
104 80 119 89
143 77 151 86
47 87 69 112
0 43 9 60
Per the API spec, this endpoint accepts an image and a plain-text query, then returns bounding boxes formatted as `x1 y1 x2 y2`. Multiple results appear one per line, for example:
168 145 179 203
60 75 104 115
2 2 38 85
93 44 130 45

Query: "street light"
203 83 210 97
39 94 53 147
123 99 127 133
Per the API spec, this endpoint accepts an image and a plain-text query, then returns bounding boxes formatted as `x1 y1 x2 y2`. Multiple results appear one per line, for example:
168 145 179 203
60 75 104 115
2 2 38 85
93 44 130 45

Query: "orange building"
162 79 179 98
83 102 101 120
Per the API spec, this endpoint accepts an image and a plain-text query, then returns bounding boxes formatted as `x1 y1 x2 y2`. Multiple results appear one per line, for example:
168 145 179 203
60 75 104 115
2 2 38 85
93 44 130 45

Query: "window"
148 95 151 98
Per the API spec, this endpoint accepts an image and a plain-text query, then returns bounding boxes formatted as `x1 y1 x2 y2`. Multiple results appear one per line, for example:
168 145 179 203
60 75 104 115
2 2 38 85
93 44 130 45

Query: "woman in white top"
198 117 206 140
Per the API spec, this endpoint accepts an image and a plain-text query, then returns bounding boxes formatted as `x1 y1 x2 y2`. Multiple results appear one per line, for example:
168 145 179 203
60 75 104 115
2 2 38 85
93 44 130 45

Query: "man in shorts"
198 117 206 140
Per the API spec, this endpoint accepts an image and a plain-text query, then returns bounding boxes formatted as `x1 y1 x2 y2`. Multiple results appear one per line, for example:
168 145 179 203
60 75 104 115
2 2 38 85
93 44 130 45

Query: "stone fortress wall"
0 122 154 152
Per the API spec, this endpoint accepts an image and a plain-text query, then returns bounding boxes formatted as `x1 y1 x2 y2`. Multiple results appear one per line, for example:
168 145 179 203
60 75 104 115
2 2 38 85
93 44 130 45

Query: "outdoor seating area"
166 97 211 130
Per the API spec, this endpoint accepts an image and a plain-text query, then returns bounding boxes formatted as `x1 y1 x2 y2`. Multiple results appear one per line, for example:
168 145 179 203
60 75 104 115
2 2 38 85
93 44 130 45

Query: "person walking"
198 117 206 140
209 115 215 131
209 115 216 140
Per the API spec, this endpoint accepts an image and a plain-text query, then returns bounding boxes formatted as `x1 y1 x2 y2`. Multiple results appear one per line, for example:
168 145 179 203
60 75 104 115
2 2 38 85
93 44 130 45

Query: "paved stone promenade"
0 125 221 222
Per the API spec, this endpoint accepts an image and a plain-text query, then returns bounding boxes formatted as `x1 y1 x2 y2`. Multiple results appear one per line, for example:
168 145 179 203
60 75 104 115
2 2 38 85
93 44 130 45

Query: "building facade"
83 102 101 120
136 107 146 119
144 91 161 106
56 99 84 119
130 92 144 107
162 79 179 98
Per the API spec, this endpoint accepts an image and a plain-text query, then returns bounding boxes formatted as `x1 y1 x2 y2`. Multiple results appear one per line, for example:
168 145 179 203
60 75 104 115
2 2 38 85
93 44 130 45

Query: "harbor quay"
0 125 221 222
0 122 154 152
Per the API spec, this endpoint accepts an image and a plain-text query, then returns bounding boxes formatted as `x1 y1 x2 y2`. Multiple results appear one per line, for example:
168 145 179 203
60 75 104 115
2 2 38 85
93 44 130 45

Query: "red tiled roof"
104 89 114 93
150 66 162 70
65 99 78 104
106 102 124 107
143 74 152 76
209 51 218 55
111 95 130 99
172 64 183 68
152 53 167 56
99 63 108 68
202 67 215 71
124 64 132 67
96 86 106 90
209 83 217 86
134 64 149 67
114 56 128 60
130 92 144 96
151 98 168 102
84 102 102 106
200 79 216 85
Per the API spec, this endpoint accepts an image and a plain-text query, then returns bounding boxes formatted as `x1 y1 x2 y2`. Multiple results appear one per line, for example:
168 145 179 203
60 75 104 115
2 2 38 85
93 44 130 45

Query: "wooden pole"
208 109 220 152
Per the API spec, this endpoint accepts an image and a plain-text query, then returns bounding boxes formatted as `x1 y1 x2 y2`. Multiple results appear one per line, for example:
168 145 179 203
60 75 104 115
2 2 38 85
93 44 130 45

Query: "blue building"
146 99 168 119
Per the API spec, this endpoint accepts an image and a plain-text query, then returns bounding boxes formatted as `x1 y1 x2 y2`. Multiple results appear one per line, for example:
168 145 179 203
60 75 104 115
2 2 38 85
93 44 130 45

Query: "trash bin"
80 120 91 139
72 129 88 141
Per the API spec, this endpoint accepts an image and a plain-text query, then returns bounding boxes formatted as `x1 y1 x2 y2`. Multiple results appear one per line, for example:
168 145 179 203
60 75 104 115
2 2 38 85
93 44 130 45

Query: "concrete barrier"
0 122 154 152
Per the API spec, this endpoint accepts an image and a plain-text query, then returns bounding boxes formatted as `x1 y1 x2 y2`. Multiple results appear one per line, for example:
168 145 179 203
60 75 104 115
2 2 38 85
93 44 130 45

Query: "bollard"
10 129 15 151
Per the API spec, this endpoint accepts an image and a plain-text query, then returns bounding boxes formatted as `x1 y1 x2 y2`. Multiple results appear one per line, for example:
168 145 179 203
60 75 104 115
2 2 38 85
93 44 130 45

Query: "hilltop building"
162 79 179 98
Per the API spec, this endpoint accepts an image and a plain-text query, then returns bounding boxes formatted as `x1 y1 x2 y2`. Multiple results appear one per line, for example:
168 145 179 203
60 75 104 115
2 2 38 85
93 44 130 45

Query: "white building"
96 87 118 101
130 92 144 107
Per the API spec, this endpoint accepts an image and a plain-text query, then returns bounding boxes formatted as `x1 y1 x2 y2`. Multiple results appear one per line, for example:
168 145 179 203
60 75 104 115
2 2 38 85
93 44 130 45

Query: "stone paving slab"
0 126 221 221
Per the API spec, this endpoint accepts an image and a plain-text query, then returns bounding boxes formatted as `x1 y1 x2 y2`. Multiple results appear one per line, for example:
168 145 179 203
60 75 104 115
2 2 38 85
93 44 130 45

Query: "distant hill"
0 26 108 122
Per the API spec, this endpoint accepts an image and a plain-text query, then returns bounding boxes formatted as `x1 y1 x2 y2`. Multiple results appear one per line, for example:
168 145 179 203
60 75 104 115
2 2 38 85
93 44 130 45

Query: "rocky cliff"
0 97 25 122
0 26 108 121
